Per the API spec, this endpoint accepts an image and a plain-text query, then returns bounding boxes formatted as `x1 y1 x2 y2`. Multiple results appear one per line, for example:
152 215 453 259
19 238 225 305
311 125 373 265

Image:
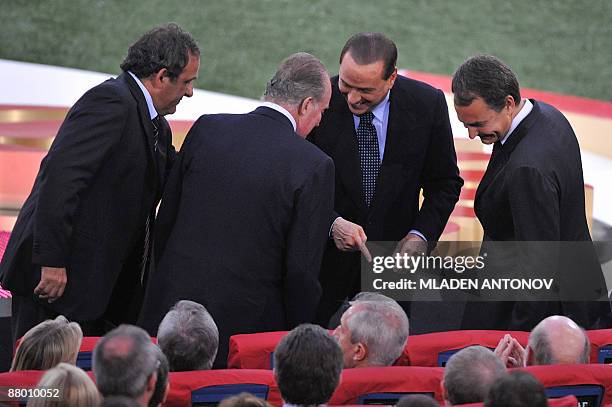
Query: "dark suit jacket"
307 75 462 320
138 106 335 367
0 73 175 321
462 100 608 329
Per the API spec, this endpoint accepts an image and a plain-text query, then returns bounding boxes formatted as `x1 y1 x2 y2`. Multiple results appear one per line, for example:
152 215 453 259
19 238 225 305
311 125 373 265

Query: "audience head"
218 392 272 407
263 52 331 137
11 315 83 371
526 315 590 365
26 363 100 407
333 299 409 368
120 23 200 116
92 324 158 407
337 32 398 115
443 346 506 405
157 300 219 371
484 370 547 407
274 324 343 406
148 346 170 407
396 394 439 407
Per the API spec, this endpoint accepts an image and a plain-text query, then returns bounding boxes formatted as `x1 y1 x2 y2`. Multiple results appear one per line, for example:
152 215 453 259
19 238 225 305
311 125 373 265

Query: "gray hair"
157 300 219 371
443 346 506 405
528 322 590 365
263 52 329 106
345 300 409 366
92 324 158 399
452 55 521 112
11 315 83 372
148 346 169 407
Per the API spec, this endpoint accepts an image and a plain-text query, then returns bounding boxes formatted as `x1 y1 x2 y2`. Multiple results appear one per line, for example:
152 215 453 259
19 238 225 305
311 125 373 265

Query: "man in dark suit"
0 23 200 341
307 33 463 325
139 52 335 368
452 55 608 329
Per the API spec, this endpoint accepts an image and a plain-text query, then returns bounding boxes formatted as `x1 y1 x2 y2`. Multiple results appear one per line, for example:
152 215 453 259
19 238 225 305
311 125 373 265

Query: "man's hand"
331 217 372 262
33 267 67 303
494 334 526 367
394 232 427 256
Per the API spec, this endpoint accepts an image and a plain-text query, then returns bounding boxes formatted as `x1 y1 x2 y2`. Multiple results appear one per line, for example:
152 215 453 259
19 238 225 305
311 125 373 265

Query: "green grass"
1 0 611 101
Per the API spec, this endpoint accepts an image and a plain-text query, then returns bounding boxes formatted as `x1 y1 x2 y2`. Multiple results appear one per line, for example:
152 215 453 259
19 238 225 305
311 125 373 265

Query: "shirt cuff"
409 229 427 242
330 217 342 237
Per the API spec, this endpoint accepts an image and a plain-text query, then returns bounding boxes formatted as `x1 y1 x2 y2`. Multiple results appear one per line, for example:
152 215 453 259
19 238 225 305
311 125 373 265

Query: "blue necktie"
356 112 380 207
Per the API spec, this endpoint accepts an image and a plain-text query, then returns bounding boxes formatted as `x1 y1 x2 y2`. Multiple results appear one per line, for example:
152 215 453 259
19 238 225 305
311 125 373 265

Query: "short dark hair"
157 300 219 371
484 370 547 407
451 54 521 112
274 324 343 405
397 394 439 407
443 346 506 405
339 32 397 80
92 325 157 399
149 346 169 407
120 23 200 79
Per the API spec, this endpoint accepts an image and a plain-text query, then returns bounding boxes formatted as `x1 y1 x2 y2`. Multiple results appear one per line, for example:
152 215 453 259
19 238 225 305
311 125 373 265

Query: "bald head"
527 315 590 365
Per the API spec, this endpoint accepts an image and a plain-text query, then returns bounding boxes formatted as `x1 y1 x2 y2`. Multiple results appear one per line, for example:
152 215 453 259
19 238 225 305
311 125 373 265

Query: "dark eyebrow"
339 78 375 93
465 121 486 127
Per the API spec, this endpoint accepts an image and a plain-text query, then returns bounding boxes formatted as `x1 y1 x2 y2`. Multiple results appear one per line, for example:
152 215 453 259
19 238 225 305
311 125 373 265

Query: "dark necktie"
356 112 380 207
140 116 161 283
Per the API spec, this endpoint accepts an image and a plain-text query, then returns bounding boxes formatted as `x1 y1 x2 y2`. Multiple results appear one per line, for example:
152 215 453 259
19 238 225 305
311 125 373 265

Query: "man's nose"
347 90 361 105
185 83 194 97
467 127 478 139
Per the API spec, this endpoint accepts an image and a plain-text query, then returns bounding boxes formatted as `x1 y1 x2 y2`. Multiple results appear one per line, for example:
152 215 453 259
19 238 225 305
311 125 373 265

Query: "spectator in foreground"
11 315 82 371
274 324 343 406
156 300 219 371
148 346 169 407
442 346 506 405
495 315 590 367
484 370 547 407
218 392 272 407
397 394 439 407
333 299 409 368
27 362 100 407
93 325 158 407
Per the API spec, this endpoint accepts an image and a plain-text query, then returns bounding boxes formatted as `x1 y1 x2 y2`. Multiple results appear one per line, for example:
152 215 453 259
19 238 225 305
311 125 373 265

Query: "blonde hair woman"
11 316 83 371
26 363 100 406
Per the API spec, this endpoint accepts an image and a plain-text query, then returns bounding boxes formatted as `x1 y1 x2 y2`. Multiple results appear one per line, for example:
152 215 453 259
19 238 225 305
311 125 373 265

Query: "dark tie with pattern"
356 112 380 207
140 116 160 283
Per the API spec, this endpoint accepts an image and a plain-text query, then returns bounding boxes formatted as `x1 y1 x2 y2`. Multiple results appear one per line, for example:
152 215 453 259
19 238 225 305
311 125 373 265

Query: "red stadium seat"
586 329 612 364
405 330 529 367
328 366 444 405
227 331 288 369
456 395 578 407
524 364 612 407
165 369 281 407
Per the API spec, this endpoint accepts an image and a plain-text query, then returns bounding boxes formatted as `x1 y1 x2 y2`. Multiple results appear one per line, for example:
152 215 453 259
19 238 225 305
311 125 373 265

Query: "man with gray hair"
333 299 409 368
140 52 334 368
495 314 590 367
442 346 506 405
157 300 219 371
93 325 158 407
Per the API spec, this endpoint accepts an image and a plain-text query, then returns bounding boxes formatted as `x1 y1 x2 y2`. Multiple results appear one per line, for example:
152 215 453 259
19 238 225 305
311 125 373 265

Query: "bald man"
495 315 589 367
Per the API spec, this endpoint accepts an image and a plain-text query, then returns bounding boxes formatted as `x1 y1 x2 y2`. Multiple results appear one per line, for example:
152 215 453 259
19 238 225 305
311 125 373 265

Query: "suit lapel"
475 100 540 206
370 83 418 212
122 73 159 187
335 115 366 213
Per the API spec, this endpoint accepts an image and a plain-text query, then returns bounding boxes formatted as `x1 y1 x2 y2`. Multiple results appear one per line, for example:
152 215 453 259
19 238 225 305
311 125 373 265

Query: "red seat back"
329 366 444 405
586 329 612 364
165 369 281 407
0 370 45 406
523 364 612 407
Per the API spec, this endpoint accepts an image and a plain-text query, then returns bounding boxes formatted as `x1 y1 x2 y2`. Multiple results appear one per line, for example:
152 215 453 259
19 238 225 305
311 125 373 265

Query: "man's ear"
298 97 314 116
152 68 169 88
354 342 367 362
440 379 448 402
387 67 398 88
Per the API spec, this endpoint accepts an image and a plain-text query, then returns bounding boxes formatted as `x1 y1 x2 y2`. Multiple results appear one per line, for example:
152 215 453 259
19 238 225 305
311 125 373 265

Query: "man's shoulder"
75 74 135 107
392 74 443 104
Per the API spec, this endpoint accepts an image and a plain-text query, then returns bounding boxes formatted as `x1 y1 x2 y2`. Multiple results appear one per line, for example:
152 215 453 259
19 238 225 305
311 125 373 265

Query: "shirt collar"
501 99 533 145
260 101 297 131
371 91 390 122
128 71 158 120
